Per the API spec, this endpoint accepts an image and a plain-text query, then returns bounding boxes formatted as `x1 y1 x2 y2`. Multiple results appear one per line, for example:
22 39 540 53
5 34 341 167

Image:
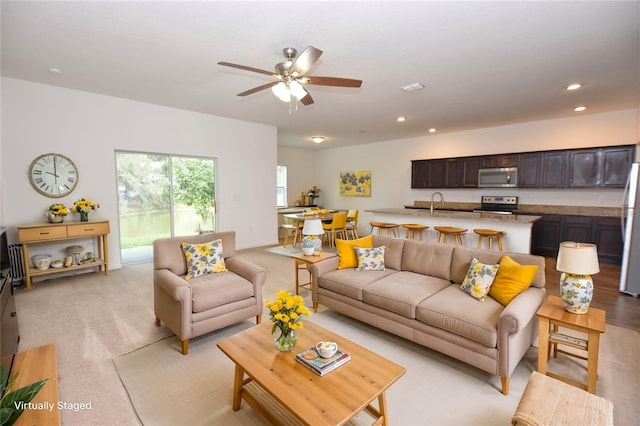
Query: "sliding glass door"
116 151 216 264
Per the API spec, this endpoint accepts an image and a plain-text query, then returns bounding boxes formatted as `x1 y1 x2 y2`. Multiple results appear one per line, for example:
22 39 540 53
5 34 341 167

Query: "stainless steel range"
474 196 519 214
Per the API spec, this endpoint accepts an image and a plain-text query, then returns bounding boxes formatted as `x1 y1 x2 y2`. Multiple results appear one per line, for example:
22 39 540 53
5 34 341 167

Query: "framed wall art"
339 171 371 197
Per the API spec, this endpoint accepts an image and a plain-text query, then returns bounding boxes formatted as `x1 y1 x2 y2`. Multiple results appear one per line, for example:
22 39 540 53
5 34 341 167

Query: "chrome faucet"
430 191 445 215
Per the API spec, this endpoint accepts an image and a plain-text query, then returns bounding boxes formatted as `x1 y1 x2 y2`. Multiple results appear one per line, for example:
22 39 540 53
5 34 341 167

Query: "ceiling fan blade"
299 91 314 105
218 61 275 76
303 76 363 88
237 81 279 97
289 46 323 77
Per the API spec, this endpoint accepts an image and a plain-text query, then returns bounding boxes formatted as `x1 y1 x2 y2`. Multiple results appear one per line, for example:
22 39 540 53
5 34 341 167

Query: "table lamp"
302 219 324 256
556 241 600 314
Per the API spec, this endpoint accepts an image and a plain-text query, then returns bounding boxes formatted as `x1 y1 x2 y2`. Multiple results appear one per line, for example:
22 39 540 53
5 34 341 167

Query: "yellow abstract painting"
340 171 371 196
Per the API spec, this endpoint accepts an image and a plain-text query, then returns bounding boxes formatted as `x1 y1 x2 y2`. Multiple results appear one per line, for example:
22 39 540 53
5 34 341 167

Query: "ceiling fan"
218 46 362 106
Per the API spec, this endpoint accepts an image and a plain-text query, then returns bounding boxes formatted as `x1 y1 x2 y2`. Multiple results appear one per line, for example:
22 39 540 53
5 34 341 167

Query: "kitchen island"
366 208 541 254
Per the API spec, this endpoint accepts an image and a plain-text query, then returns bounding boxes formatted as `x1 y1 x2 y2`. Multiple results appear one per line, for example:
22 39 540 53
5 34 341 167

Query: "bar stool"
369 221 400 237
474 228 506 251
434 226 467 245
402 224 428 240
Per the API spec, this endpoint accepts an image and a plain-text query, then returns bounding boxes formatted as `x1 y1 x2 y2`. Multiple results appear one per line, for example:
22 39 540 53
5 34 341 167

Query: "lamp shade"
556 242 600 275
302 219 324 235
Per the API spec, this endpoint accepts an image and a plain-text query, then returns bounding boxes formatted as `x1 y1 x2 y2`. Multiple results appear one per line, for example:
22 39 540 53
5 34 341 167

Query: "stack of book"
296 346 351 376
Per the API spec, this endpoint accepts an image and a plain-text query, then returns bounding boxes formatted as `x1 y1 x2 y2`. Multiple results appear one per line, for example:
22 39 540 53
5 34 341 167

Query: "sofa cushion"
318 268 398 301
372 236 405 270
336 235 373 269
416 285 503 347
489 255 539 305
190 272 255 313
182 239 228 280
355 246 385 271
460 258 499 301
362 272 450 319
400 240 455 281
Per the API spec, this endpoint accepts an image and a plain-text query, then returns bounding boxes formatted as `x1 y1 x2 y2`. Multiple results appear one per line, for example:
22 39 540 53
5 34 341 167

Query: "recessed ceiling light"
397 116 406 122
574 105 587 112
566 83 582 91
311 136 325 144
48 67 62 75
428 128 437 133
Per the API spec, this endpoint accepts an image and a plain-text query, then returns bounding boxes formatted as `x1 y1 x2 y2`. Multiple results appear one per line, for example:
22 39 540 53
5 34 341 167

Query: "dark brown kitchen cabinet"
411 160 428 188
600 146 634 187
462 157 481 187
568 149 599 187
541 151 567 187
532 215 562 257
445 159 462 187
532 214 622 264
411 159 445 188
482 154 518 168
518 152 542 188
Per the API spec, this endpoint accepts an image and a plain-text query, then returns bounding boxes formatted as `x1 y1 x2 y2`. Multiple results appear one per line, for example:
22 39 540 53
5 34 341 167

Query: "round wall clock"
28 153 79 198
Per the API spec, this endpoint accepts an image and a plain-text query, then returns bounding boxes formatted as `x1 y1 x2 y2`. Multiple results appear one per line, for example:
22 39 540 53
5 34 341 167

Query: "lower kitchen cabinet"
531 214 622 264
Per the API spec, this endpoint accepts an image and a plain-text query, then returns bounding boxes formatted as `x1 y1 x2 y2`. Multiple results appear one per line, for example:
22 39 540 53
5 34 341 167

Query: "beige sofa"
309 236 546 395
153 231 266 354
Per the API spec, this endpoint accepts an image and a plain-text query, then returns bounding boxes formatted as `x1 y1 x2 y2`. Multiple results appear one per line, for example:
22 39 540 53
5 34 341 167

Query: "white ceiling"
2 1 639 150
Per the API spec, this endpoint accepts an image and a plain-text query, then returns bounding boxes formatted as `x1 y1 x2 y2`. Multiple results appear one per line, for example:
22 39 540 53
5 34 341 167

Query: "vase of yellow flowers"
73 198 99 222
265 290 312 351
46 203 69 223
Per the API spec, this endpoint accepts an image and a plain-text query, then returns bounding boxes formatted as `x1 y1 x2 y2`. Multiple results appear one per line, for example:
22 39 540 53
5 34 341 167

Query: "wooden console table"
17 220 110 290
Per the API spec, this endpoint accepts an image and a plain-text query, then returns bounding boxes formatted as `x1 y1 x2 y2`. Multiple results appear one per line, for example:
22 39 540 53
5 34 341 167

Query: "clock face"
28 153 78 198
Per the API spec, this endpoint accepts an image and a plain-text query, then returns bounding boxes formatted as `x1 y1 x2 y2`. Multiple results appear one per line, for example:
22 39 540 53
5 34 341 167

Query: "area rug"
265 245 336 257
114 311 639 425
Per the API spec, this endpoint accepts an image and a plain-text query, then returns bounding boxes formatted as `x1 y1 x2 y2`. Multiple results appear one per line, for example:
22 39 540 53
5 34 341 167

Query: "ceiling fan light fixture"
312 136 325 144
289 80 307 100
272 82 290 102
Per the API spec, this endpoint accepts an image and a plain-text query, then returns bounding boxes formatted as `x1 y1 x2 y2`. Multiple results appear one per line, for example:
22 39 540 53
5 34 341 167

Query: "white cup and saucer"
316 341 338 358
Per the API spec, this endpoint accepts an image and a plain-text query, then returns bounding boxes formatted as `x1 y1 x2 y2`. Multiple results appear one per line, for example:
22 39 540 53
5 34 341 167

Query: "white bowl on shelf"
32 254 52 270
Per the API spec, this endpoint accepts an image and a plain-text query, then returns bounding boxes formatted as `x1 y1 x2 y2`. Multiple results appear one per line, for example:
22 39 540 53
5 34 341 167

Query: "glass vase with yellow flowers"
265 290 312 351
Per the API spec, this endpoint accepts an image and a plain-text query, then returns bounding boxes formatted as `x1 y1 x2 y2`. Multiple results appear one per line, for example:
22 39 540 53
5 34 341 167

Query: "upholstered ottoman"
512 371 613 426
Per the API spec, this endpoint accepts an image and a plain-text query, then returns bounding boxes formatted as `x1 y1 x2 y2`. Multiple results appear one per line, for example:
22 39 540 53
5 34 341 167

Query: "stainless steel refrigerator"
620 162 640 296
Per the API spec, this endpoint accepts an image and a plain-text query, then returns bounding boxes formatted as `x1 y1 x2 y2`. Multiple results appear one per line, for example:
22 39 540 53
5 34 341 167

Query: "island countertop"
365 208 540 253
366 208 541 224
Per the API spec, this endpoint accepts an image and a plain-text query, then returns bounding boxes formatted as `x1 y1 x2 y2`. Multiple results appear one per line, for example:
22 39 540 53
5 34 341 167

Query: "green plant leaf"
0 378 49 426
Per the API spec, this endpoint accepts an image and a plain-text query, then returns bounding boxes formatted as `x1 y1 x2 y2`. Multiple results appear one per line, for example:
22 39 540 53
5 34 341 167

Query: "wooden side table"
290 251 336 295
536 295 606 394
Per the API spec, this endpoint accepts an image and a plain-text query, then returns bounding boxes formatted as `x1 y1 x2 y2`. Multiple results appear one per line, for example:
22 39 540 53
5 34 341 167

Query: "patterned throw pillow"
354 246 386 271
336 235 373 269
460 258 499 301
181 239 228 280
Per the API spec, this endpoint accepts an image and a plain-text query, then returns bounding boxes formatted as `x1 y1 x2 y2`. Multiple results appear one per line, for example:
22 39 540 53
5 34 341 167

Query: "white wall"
1 78 279 269
277 146 319 207
309 109 639 226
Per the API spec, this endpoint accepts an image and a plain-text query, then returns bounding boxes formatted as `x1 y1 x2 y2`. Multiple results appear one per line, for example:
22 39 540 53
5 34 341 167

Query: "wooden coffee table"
217 321 406 426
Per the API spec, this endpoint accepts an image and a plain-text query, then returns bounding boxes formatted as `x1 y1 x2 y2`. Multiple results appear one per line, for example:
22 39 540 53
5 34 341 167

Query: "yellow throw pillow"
489 256 538 305
181 239 228 280
336 235 373 269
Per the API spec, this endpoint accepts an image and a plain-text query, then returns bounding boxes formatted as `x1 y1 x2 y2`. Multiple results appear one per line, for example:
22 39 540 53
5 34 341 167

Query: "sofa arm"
308 257 340 309
498 287 547 335
225 256 267 302
154 269 192 302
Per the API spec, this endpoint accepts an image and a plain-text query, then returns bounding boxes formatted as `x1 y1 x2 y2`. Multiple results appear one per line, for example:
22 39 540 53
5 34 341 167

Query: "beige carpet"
114 310 639 426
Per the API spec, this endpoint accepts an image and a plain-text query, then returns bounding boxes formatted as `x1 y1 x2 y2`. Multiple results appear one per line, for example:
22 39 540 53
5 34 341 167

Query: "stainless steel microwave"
478 167 518 188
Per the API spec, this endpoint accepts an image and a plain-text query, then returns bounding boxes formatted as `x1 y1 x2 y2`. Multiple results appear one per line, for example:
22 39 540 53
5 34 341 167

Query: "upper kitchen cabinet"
481 154 518 168
461 157 481 187
600 145 634 187
411 159 445 188
541 151 567 188
568 149 598 187
517 152 542 188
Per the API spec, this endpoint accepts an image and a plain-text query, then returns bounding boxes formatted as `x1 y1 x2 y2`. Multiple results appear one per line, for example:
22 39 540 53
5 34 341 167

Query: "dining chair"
281 216 302 247
322 212 348 248
346 209 359 239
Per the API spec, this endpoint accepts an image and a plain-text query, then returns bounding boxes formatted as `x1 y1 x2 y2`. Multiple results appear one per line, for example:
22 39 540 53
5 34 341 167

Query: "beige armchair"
153 231 266 354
